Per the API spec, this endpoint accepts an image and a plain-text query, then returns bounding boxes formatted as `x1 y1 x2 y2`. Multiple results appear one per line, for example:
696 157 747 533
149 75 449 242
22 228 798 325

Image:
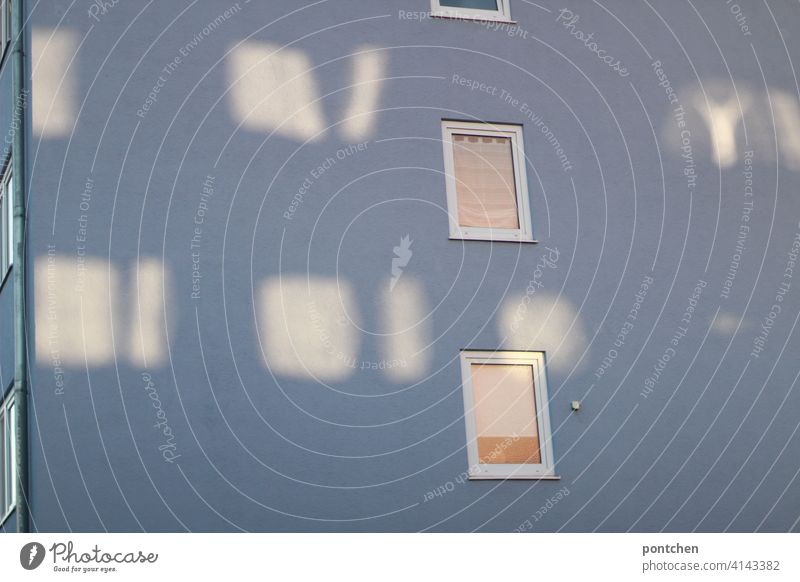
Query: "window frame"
441 120 534 243
459 350 556 479
0 0 10 61
0 390 16 524
0 156 12 283
430 0 513 22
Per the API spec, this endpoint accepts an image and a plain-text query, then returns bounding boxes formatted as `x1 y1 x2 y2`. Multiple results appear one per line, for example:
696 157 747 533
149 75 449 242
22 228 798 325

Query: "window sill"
450 236 538 244
431 12 517 24
469 474 561 481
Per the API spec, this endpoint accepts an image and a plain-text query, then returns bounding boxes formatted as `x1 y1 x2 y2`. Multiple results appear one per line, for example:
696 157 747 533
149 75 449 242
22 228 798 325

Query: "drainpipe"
12 0 29 533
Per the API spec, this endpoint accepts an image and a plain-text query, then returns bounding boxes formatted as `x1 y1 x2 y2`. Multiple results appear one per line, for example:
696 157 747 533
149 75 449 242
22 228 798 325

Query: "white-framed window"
431 0 512 22
459 350 556 479
0 157 12 281
0 0 11 59
441 121 534 242
0 391 16 522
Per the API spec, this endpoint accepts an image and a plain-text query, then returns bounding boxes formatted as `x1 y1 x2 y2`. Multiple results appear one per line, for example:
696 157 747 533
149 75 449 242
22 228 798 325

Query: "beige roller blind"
470 363 541 464
452 134 519 229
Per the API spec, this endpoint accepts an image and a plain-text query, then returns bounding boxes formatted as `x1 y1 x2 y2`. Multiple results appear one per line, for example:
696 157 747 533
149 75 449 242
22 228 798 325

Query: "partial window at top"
431 0 512 22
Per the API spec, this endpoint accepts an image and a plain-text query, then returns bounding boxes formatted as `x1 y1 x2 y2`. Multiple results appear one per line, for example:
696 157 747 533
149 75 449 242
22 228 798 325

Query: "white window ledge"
431 12 517 24
469 474 561 481
450 236 539 243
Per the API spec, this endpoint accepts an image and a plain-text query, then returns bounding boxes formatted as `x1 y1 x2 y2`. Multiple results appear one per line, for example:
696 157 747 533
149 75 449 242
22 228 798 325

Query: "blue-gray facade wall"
1 0 798 531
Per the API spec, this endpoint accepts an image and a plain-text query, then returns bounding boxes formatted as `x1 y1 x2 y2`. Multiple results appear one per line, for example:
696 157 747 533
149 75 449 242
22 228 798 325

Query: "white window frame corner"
1 390 16 523
0 155 12 282
459 350 557 480
430 0 513 23
441 120 534 243
0 1 7 55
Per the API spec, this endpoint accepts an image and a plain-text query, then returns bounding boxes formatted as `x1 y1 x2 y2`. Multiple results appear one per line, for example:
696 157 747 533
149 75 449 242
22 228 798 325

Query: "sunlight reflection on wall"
128 259 172 368
498 292 587 374
381 276 431 382
259 276 361 382
227 41 326 141
32 28 78 138
340 47 386 141
667 81 800 170
35 255 118 366
712 311 744 336
691 82 747 168
35 255 173 368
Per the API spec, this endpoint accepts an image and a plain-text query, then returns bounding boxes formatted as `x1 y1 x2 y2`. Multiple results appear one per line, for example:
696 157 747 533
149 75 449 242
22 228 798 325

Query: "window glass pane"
440 0 499 10
0 407 6 510
0 190 5 274
452 134 519 229
6 170 12 269
8 402 14 507
470 363 540 464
